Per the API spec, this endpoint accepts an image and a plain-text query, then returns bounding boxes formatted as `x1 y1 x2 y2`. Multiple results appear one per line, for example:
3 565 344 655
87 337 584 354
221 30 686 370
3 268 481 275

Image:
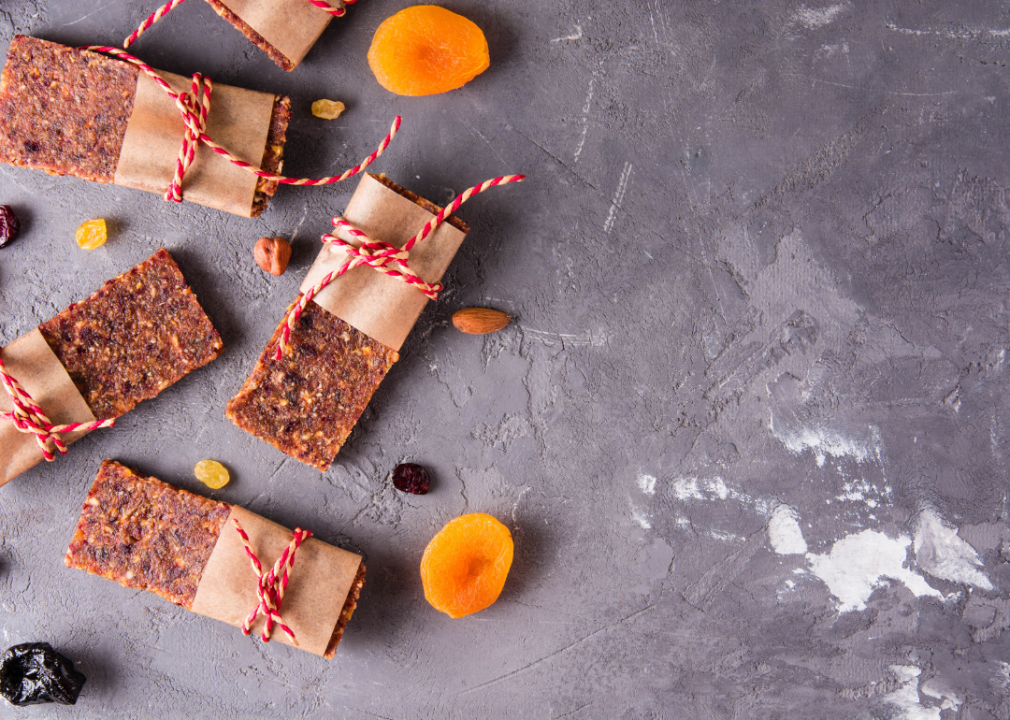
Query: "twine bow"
233 518 312 645
275 173 526 359
0 352 115 461
123 0 357 50
81 46 400 204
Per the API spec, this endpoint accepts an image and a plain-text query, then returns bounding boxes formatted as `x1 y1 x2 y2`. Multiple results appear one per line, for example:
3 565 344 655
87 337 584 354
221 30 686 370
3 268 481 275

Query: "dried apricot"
368 6 490 97
75 219 106 250
420 513 513 618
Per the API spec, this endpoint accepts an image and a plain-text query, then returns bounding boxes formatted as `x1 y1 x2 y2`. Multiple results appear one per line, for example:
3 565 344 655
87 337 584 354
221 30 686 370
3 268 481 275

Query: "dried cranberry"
0 206 19 248
392 463 431 494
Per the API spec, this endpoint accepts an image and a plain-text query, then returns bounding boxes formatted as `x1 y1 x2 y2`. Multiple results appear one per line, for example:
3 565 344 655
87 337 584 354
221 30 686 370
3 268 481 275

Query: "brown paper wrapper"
114 71 275 217
215 0 333 69
0 329 96 487
300 174 469 351
190 505 361 657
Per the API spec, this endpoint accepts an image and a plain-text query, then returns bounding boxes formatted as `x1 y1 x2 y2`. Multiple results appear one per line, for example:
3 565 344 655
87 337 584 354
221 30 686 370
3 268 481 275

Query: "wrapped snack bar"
66 460 365 658
226 172 523 470
126 0 353 72
0 36 291 217
0 249 222 486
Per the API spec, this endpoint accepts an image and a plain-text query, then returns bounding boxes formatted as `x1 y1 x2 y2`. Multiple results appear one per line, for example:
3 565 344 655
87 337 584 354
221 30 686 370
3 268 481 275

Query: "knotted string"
233 518 312 645
276 174 526 359
0 352 115 461
123 0 357 50
82 46 399 203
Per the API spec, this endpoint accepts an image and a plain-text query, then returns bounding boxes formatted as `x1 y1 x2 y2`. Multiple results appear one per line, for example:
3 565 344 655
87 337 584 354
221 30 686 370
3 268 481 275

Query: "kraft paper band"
300 174 469 351
114 70 275 217
216 0 332 68
0 329 96 487
190 505 361 658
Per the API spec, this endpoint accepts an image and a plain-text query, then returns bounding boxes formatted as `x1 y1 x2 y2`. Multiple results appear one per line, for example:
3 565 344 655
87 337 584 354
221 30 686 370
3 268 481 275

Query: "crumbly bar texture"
66 460 364 657
0 35 139 182
225 175 467 471
326 560 365 658
38 248 223 420
226 300 400 470
65 460 231 609
203 0 308 72
251 95 291 216
0 35 290 215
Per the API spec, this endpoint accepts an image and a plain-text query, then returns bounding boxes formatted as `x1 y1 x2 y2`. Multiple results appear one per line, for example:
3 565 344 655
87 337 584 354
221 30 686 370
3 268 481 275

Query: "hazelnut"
254 236 291 276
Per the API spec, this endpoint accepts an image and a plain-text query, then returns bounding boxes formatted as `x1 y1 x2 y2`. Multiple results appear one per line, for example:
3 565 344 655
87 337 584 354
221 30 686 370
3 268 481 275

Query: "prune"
0 206 20 248
392 462 431 494
0 642 86 707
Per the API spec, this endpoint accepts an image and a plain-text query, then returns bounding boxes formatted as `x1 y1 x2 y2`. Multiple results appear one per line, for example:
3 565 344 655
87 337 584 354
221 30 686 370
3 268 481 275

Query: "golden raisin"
75 219 107 250
368 6 490 97
194 460 230 490
311 99 345 119
420 513 513 618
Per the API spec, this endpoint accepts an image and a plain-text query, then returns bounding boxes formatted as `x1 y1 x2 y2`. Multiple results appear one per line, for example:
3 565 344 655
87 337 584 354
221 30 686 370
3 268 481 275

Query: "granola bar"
0 36 289 217
38 248 223 420
225 175 468 471
65 460 364 657
226 299 400 471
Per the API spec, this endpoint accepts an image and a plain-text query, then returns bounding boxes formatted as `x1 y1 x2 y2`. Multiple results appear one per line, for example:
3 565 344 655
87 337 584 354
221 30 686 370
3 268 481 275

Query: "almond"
452 308 510 335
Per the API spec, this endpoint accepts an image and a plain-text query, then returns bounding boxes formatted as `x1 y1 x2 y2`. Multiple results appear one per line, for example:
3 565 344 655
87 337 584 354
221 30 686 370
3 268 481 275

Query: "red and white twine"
233 518 312 646
275 174 526 359
123 0 357 50
0 352 115 461
81 46 400 203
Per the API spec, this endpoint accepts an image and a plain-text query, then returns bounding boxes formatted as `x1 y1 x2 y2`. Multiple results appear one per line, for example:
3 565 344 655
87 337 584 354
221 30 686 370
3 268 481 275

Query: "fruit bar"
0 248 223 486
202 0 343 72
0 36 291 217
225 174 469 471
226 300 399 471
66 461 365 658
37 249 223 420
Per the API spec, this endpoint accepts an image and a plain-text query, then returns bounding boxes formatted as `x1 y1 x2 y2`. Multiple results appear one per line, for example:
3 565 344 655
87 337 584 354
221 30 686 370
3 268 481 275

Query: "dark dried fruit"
0 643 86 707
0 206 20 248
392 462 431 494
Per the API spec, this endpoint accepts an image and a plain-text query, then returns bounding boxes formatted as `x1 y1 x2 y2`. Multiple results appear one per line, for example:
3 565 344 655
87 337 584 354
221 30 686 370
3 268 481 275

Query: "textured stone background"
2 0 1010 717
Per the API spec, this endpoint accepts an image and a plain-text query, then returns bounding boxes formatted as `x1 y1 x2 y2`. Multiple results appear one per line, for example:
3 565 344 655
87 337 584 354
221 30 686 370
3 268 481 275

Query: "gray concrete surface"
1 0 1010 717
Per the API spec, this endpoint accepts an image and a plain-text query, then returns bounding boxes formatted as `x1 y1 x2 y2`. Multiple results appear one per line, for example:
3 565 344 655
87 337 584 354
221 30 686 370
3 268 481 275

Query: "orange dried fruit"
75 218 107 250
420 512 513 618
368 6 490 97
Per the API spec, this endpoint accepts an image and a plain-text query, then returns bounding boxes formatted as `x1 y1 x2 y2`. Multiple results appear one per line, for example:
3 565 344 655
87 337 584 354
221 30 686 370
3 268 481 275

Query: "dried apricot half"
368 6 490 97
421 513 513 618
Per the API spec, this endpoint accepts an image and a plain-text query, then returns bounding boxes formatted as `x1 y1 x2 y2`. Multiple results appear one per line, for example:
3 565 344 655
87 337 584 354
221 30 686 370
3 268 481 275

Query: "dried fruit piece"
421 513 513 618
311 99 346 119
452 308 510 335
368 6 490 96
0 643 86 707
0 206 20 248
75 219 107 250
254 236 292 276
194 459 230 489
392 463 430 494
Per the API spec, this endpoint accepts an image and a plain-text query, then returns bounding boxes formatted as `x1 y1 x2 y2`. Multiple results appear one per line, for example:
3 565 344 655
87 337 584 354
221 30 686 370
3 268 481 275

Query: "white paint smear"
794 4 847 29
806 530 941 612
920 678 963 712
770 416 883 467
637 473 657 495
631 506 652 530
768 505 808 555
884 666 940 720
914 508 993 591
673 475 729 501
